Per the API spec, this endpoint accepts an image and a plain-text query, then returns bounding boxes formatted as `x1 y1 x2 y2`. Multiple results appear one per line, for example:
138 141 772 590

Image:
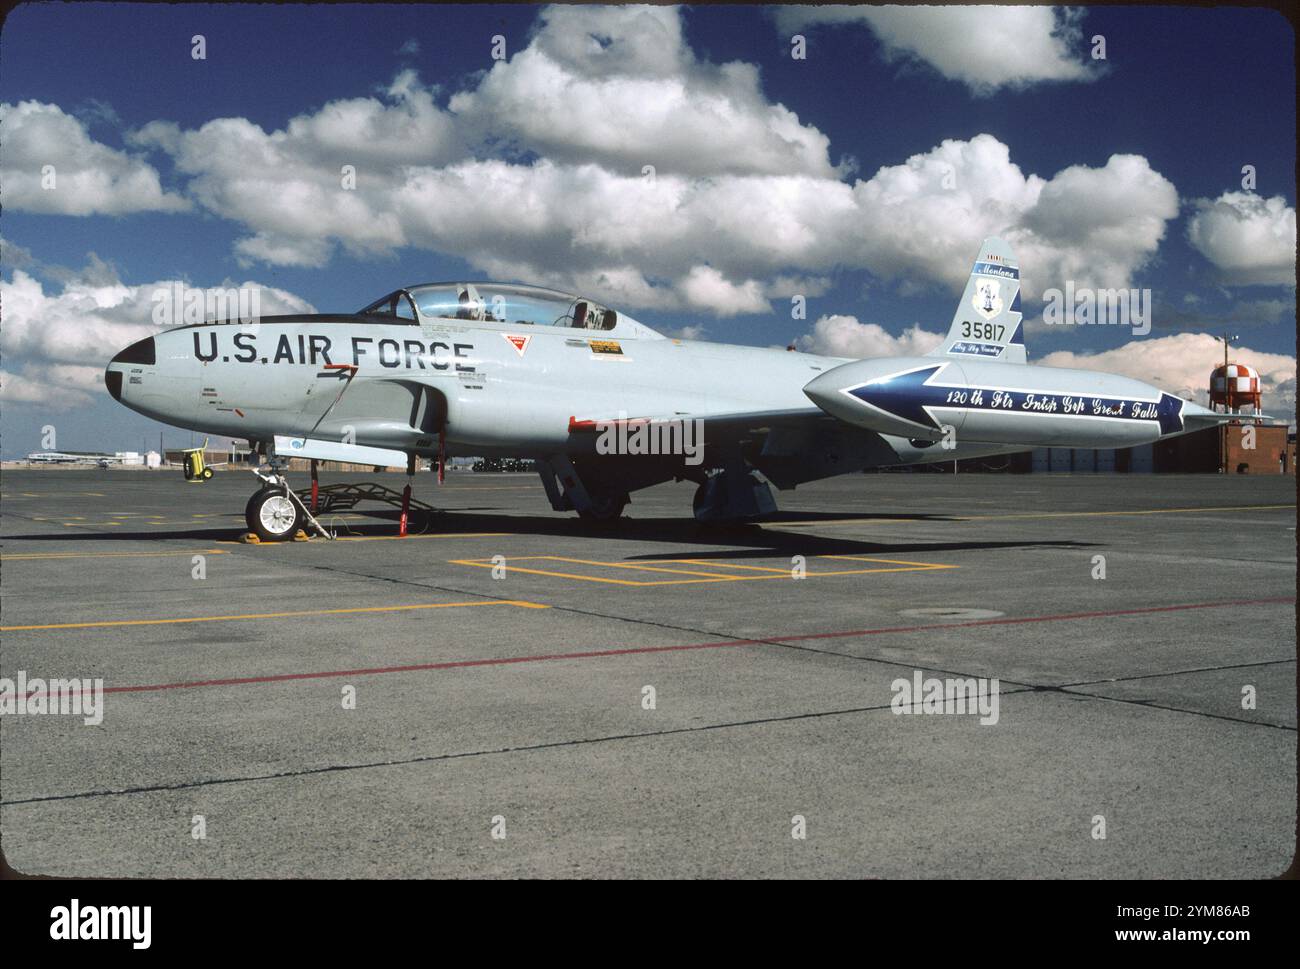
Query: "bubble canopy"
358 283 624 331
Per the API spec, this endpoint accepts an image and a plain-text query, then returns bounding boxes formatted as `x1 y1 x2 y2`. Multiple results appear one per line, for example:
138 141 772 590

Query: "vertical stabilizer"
927 236 1026 365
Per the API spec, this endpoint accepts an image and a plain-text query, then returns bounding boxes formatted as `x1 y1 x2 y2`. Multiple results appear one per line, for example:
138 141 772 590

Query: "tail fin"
928 236 1026 365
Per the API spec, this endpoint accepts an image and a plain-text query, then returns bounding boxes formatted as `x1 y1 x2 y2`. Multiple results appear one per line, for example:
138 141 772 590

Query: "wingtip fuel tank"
803 356 1220 449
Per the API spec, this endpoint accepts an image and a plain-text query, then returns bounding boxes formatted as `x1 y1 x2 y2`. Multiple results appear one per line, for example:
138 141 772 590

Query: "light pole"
1214 333 1238 473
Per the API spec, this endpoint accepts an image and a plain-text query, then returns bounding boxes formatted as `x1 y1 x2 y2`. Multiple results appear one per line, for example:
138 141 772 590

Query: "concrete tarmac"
1 468 1294 877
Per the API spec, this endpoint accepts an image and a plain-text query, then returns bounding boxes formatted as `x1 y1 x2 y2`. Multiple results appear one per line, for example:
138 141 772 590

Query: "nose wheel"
245 486 304 542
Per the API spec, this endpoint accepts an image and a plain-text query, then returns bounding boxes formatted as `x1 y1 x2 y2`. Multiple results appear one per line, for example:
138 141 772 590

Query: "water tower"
1209 333 1262 418
1209 362 1262 416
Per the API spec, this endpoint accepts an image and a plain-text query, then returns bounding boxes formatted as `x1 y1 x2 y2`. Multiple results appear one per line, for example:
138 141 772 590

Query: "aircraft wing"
568 406 838 438
567 405 901 489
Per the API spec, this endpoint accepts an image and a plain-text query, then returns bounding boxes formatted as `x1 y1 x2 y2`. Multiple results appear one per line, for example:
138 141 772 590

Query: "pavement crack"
0 697 1033 806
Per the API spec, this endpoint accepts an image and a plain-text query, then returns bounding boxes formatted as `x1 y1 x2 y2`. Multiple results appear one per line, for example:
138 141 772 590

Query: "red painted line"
20 596 1292 701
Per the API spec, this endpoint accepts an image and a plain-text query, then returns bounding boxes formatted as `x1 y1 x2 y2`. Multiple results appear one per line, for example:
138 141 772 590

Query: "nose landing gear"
243 465 332 542
245 486 304 542
242 450 442 542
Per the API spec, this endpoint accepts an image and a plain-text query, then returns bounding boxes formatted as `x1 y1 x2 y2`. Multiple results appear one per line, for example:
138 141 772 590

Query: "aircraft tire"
245 487 302 541
577 492 629 522
692 481 711 518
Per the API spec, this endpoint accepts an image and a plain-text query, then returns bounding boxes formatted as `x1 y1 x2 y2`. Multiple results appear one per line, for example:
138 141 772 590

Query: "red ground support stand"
398 454 415 537
310 459 319 512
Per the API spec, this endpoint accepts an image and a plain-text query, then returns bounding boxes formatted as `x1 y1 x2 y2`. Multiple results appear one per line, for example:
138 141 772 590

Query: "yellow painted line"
662 560 794 574
5 492 105 498
2 548 230 561
818 555 959 569
450 555 956 586
215 531 511 546
542 556 747 579
451 560 658 586
767 504 1294 528
1 599 547 631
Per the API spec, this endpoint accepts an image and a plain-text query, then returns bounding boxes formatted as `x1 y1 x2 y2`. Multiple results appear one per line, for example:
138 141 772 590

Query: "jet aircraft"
105 238 1240 539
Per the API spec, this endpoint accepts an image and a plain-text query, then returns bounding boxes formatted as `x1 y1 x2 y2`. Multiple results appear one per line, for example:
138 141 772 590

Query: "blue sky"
1 3 1295 455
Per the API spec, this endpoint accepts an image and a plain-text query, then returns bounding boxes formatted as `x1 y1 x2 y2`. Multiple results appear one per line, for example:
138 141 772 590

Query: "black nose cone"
105 369 123 401
111 337 155 366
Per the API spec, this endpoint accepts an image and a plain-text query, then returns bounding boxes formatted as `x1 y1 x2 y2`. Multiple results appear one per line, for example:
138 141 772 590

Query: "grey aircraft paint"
104 240 1240 521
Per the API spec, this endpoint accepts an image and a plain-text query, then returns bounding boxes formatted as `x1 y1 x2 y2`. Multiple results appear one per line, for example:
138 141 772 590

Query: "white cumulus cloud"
0 262 314 407
1187 191 1296 287
775 5 1101 95
8 7 1182 322
128 70 465 268
1038 333 1296 420
451 4 840 178
850 137 1179 298
0 100 189 215
795 314 943 358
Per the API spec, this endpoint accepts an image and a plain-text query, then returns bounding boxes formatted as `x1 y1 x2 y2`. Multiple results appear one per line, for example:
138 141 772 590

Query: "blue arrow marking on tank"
1154 392 1185 435
845 365 949 430
845 365 1187 435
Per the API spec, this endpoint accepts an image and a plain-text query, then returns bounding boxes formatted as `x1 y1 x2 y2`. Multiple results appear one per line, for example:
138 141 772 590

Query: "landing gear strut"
537 455 630 523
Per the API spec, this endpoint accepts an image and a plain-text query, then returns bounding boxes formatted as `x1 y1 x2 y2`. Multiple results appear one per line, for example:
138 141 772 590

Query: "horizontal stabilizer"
1181 407 1276 429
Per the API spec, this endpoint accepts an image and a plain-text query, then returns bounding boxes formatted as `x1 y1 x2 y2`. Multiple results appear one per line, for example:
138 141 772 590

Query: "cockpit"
358 283 623 332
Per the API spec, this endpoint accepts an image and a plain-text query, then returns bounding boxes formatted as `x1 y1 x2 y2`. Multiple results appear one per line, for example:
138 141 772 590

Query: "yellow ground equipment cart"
182 439 216 482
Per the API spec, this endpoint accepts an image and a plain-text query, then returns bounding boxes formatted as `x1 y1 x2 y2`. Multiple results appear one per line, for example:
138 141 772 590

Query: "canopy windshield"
394 283 619 330
358 291 418 321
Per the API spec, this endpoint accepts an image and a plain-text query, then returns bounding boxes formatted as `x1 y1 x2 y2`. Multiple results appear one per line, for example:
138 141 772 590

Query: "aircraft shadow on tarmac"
3 508 1099 557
